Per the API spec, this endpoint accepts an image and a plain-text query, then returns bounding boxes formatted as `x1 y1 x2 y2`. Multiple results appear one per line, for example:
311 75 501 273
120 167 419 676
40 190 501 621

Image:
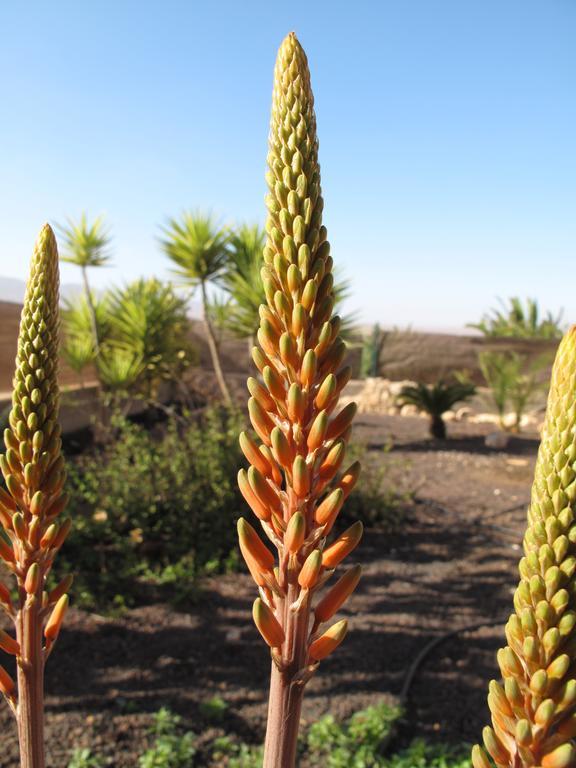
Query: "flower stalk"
0 224 70 768
237 33 362 768
473 327 576 768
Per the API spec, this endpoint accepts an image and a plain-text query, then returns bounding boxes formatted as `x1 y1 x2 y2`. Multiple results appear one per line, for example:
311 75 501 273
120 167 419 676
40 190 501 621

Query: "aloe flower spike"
0 224 70 768
473 327 576 768
237 33 362 768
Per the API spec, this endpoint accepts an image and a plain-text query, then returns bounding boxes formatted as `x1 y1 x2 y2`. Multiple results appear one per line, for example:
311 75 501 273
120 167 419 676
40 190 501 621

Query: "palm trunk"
430 414 446 439
16 592 45 768
200 281 232 405
81 266 100 355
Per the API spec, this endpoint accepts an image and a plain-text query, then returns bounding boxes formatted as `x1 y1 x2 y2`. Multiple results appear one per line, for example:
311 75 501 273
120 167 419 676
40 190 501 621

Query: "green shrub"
67 749 104 768
62 407 245 609
138 709 196 768
307 703 402 767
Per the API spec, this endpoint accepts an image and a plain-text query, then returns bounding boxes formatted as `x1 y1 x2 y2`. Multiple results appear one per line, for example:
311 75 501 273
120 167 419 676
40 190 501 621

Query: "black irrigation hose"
399 616 506 705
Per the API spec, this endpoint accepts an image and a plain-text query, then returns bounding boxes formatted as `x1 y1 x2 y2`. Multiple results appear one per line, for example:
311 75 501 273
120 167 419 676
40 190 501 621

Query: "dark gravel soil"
0 414 538 767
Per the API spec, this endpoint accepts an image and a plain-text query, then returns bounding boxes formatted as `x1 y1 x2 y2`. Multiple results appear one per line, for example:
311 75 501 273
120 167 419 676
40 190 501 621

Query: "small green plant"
360 324 383 378
479 351 548 431
210 736 264 767
67 748 104 768
397 380 476 439
199 695 229 722
63 407 245 609
469 297 563 339
307 703 402 767
138 708 196 768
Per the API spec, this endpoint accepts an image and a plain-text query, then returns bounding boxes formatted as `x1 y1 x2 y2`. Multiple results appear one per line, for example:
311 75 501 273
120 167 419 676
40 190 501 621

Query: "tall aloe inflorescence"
0 224 70 768
237 33 362 767
473 328 576 768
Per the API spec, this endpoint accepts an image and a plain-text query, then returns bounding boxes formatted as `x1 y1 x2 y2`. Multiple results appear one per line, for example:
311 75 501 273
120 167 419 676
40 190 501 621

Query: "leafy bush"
469 297 563 339
138 709 196 768
397 381 476 439
62 407 245 609
360 324 383 378
307 703 402 767
67 749 104 768
479 351 549 431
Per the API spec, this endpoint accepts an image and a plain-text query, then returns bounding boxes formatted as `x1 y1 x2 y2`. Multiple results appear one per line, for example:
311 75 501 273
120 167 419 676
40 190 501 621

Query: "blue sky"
0 0 574 331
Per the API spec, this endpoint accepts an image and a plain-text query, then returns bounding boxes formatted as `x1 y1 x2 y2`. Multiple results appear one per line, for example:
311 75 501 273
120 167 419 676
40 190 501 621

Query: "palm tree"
398 380 476 439
106 278 193 398
57 213 112 353
160 212 232 404
217 224 266 347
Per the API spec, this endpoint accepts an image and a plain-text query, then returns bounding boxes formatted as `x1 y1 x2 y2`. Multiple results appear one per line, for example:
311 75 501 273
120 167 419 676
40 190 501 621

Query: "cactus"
237 33 362 767
473 327 576 768
0 224 70 768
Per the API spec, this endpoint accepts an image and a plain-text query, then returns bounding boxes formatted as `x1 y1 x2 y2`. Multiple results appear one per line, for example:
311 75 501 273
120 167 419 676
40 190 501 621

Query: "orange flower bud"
263 366 285 401
542 744 576 768
45 492 69 519
257 320 280 357
309 619 348 661
286 264 301 293
0 536 15 564
12 512 26 541
298 550 323 588
51 518 71 550
315 565 362 623
28 517 41 547
315 374 337 410
0 487 17 513
471 746 492 768
280 332 299 370
287 383 305 422
30 490 46 516
315 488 344 526
238 469 271 521
301 279 317 311
259 445 283 485
45 594 69 641
307 411 328 451
322 522 363 569
240 431 272 477
25 563 41 594
248 398 274 446
336 366 352 392
318 441 346 484
292 303 307 336
252 346 272 374
0 664 15 696
326 403 357 442
339 461 361 499
0 505 12 530
0 629 19 655
237 518 275 572
285 512 305 554
247 377 276 413
271 427 294 469
40 523 58 549
0 581 11 605
48 574 73 604
253 598 285 648
320 340 346 377
301 349 317 388
292 456 310 498
247 466 283 516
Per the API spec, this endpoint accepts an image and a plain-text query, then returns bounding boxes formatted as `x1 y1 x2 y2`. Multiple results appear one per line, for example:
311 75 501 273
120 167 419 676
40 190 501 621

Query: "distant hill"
0 276 82 304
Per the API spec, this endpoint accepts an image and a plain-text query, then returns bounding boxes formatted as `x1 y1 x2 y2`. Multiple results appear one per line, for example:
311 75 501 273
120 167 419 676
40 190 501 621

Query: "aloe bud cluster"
0 224 70 766
473 328 576 768
237 33 362 766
